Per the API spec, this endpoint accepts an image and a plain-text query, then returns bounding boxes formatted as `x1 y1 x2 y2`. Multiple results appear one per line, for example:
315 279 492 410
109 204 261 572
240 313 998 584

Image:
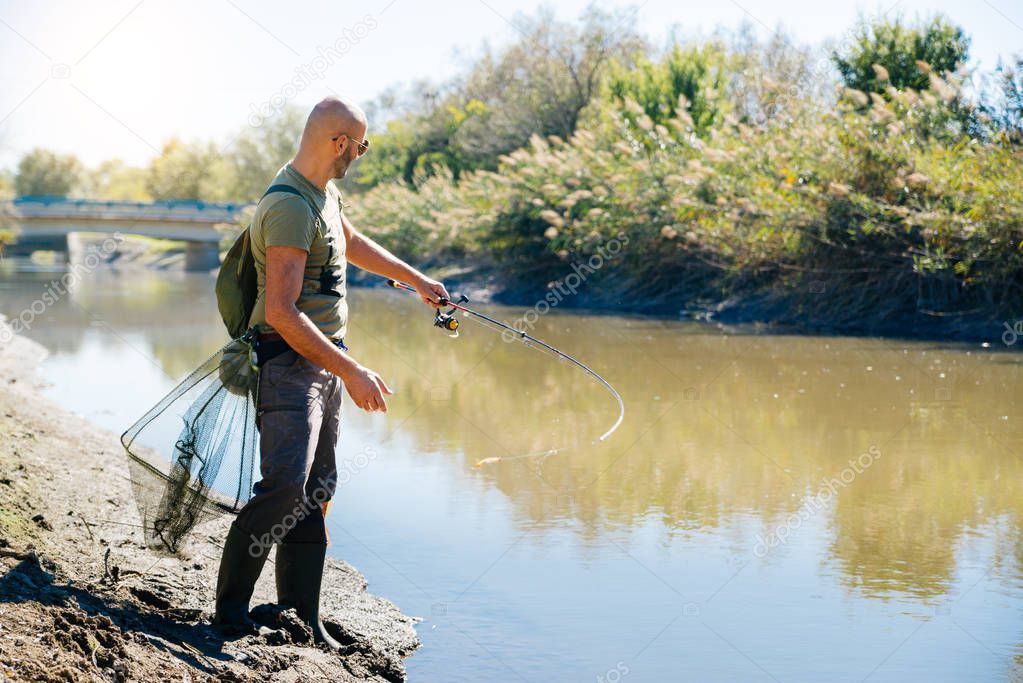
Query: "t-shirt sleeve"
261 196 317 251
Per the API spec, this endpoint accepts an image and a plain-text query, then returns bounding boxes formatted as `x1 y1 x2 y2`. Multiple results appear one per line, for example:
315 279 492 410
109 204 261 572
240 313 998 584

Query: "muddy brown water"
2 268 1021 682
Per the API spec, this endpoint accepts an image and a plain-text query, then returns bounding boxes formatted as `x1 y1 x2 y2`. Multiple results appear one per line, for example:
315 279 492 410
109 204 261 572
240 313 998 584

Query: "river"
1 267 1021 682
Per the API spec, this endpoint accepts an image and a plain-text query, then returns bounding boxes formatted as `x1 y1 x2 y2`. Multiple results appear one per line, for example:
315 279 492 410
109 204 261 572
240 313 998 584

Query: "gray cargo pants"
234 348 343 551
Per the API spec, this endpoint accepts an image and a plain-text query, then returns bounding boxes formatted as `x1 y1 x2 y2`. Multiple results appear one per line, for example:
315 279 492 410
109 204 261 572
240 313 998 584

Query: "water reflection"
344 299 1023 603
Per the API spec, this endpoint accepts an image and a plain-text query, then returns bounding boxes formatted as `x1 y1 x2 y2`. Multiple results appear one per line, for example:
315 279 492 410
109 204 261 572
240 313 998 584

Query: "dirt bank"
372 267 1011 345
0 322 420 682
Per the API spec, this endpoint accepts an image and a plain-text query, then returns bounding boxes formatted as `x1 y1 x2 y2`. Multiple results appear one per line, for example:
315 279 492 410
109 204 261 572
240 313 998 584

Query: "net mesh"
121 337 260 553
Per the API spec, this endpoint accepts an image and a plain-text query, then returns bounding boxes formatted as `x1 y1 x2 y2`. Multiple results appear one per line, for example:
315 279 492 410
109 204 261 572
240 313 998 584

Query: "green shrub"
353 55 1023 328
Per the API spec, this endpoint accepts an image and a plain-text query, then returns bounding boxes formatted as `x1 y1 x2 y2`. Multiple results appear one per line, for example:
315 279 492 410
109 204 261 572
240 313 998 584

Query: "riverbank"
0 321 420 682
348 266 1015 345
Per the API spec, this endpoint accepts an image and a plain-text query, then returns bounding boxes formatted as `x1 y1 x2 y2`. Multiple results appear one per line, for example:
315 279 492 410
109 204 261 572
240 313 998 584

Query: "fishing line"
387 279 625 464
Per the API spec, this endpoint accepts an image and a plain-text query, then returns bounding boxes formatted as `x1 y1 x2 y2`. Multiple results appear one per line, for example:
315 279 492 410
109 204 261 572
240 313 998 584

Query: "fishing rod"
386 279 625 445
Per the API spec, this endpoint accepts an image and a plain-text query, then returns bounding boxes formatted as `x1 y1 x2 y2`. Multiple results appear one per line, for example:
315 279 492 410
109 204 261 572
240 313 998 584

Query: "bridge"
2 196 249 270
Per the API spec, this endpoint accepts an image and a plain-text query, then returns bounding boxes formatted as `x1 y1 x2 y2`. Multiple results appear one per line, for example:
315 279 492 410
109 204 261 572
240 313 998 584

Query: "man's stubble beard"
332 154 353 180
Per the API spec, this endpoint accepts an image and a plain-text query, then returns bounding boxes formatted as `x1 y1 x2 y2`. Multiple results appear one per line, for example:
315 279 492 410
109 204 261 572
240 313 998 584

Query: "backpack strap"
261 184 325 233
262 184 307 200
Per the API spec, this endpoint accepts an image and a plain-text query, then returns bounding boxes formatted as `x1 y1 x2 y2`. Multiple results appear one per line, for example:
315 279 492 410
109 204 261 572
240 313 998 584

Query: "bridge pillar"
184 241 221 271
66 232 88 266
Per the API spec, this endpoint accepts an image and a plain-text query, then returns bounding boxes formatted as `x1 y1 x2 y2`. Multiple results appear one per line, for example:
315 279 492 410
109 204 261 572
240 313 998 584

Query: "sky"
0 0 1020 171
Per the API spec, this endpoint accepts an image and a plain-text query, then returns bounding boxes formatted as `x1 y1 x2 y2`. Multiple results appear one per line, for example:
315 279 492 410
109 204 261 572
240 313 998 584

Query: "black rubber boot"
213 521 270 631
275 542 341 649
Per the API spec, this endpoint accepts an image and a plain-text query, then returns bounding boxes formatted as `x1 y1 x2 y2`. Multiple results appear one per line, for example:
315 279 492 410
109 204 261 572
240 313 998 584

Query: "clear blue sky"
1 0 1020 170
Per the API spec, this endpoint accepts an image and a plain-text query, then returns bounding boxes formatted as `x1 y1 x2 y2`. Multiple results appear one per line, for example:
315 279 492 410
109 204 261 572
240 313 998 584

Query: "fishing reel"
434 294 469 337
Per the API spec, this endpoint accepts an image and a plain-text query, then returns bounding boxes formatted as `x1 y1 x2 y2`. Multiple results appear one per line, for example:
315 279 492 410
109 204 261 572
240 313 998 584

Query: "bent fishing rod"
386 278 625 443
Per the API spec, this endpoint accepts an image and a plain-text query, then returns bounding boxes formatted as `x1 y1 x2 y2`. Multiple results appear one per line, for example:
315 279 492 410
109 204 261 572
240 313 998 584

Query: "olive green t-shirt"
247 164 348 340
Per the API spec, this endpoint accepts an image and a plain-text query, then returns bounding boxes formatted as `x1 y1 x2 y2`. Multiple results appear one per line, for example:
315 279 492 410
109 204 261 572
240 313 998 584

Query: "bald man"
213 97 448 647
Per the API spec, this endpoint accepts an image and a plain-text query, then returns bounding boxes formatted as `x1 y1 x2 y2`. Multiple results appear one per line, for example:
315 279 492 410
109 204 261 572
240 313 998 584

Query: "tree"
0 169 14 199
83 159 150 200
724 25 826 125
607 44 725 135
455 6 645 166
354 80 464 188
832 16 969 94
15 148 83 197
355 6 645 188
0 169 12 253
351 116 416 190
224 106 304 199
981 55 1023 143
146 139 235 201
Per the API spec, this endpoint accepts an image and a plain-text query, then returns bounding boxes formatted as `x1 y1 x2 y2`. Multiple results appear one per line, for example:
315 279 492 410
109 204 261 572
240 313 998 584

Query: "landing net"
120 337 259 553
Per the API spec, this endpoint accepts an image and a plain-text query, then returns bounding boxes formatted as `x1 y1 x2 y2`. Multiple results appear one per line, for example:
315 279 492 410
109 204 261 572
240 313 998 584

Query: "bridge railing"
7 196 249 224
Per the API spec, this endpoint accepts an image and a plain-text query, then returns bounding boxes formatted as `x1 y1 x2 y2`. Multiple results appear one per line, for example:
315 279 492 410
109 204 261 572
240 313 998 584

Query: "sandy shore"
0 321 420 682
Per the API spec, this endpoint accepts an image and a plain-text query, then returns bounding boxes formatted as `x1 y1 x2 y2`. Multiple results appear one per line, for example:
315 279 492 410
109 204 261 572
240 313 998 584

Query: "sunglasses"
332 134 370 157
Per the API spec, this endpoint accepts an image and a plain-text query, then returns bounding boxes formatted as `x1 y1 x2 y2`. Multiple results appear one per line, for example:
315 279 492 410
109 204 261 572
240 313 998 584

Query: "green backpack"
215 184 321 339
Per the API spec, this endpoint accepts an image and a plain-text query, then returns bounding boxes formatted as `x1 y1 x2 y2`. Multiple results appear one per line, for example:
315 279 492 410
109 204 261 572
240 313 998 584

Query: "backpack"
215 184 323 339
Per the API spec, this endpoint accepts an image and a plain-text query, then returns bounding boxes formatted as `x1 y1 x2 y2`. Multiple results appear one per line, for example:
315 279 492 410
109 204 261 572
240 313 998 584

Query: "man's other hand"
345 365 393 412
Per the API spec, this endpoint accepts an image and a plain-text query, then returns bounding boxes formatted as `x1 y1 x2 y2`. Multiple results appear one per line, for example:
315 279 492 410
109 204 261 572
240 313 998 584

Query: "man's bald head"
302 97 367 145
296 96 369 180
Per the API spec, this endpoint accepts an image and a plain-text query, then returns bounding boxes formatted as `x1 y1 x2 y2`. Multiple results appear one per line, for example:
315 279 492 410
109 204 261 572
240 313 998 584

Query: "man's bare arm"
341 213 449 307
264 245 392 412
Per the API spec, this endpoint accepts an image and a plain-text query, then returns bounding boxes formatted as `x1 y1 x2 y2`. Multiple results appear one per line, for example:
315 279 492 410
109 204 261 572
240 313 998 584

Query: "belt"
254 331 348 367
